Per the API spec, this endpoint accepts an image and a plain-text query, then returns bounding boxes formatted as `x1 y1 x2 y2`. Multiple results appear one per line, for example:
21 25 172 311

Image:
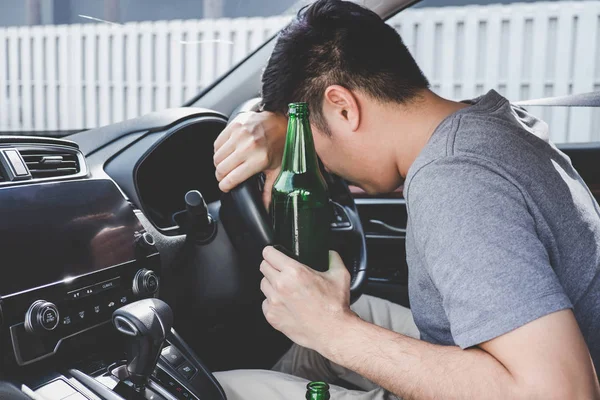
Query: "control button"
330 202 352 230
173 386 186 398
136 231 156 253
94 277 121 293
331 221 351 228
147 275 158 292
67 278 120 301
62 316 72 326
25 300 60 333
161 346 184 368
133 269 160 296
93 305 101 314
78 311 85 320
120 296 128 304
176 361 197 381
69 290 82 300
41 307 58 329
108 301 116 309
67 285 95 301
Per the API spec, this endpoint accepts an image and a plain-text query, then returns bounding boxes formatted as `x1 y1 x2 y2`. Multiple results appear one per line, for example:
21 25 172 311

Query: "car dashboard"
0 107 230 399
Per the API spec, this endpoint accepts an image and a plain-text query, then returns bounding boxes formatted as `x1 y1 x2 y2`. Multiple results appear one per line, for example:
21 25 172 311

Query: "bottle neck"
305 382 330 400
280 112 321 174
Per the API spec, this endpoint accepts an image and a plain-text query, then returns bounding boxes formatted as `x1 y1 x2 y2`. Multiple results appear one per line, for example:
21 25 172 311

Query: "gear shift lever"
112 298 173 389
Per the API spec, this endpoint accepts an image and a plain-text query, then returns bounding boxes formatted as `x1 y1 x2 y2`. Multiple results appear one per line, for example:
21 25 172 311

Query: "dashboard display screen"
0 179 143 296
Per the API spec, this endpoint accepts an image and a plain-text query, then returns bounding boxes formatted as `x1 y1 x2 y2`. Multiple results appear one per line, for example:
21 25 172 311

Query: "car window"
388 0 600 144
0 0 300 136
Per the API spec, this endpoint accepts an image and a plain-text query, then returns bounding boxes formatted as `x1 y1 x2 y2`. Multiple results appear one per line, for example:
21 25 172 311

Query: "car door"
351 186 411 307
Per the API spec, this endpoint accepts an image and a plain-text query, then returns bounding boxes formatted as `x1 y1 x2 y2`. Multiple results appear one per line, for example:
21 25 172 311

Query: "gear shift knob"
112 298 173 387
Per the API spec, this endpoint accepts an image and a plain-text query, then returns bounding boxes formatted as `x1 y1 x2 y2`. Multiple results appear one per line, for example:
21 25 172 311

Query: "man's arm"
325 306 598 400
260 247 600 400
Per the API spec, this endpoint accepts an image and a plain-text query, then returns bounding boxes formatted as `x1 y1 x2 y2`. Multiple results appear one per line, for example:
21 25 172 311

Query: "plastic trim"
131 115 228 235
2 254 159 299
10 320 111 366
68 369 126 400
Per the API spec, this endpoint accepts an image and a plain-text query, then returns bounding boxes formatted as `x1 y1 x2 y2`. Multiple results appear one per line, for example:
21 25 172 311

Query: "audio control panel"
1 253 161 366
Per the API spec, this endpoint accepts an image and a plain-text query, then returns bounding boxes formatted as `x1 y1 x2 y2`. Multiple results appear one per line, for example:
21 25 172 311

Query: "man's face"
311 114 404 195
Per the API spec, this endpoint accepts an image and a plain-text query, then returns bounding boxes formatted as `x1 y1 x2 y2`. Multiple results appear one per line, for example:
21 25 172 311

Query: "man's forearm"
321 314 519 400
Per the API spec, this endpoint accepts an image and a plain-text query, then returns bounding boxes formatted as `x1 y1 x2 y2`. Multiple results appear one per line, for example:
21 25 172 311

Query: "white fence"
0 16 291 133
390 1 600 143
1 1 600 143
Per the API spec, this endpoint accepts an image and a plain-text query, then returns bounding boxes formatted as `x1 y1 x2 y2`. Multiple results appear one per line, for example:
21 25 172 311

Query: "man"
212 0 600 398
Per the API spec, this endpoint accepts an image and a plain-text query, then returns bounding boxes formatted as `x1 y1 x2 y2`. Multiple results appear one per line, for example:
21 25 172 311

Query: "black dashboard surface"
0 179 143 296
98 111 228 234
69 107 226 157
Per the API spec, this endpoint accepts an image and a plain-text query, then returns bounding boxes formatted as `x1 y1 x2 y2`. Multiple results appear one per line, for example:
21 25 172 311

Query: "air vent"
19 148 81 179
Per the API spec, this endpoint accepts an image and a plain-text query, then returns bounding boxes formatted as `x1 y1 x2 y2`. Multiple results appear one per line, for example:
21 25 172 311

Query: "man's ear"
323 85 360 131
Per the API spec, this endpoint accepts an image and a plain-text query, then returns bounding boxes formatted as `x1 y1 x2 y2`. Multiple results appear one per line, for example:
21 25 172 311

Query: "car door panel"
561 143 600 203
352 187 411 307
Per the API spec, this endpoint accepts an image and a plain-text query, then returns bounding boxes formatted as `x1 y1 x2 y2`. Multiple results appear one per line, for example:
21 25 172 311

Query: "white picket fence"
0 1 599 143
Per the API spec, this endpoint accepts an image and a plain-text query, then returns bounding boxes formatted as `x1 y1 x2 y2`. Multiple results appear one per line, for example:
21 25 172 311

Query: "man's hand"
260 246 356 352
214 111 287 209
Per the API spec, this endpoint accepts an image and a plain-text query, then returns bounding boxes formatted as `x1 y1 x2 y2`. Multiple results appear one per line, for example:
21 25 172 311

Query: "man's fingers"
263 246 299 270
213 123 235 152
260 259 282 283
328 250 344 269
328 250 350 284
260 276 276 299
218 161 254 192
215 149 246 182
213 137 236 167
261 298 269 316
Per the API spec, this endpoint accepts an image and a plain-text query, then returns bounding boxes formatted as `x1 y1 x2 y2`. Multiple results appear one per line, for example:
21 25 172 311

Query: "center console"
0 179 160 367
0 179 226 400
26 328 226 400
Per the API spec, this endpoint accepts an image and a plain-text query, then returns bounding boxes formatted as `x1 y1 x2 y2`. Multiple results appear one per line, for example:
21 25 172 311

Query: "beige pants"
214 295 419 400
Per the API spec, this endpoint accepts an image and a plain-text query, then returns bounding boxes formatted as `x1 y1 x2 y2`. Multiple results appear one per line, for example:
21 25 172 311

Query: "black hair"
261 0 430 135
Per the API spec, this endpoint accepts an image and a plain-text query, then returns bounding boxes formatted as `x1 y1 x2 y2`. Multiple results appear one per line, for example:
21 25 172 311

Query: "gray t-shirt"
404 89 600 372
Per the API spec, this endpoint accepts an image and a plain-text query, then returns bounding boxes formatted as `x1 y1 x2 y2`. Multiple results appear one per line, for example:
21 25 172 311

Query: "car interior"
0 0 599 399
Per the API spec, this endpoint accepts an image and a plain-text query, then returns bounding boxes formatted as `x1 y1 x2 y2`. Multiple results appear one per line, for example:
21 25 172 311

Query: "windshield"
0 0 303 136
1 0 598 145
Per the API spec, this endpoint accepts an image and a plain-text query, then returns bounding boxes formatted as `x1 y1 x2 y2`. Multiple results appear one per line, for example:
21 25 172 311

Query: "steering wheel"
219 98 368 302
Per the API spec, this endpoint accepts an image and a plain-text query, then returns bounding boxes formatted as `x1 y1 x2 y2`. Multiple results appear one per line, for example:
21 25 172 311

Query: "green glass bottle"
271 102 330 272
305 381 330 400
